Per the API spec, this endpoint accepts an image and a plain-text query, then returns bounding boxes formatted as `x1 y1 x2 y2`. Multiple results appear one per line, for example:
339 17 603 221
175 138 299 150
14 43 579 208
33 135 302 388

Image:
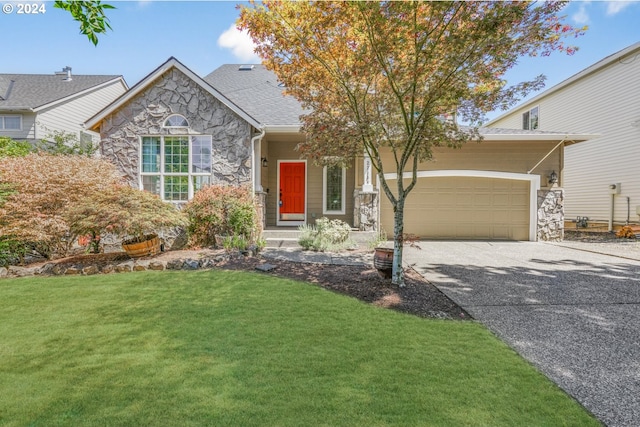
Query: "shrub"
183 185 262 249
0 153 123 259
0 136 32 158
36 129 97 156
66 184 188 245
298 217 352 252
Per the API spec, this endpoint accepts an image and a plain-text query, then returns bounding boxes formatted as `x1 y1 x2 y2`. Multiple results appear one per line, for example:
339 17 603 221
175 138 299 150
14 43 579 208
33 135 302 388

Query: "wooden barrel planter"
373 247 394 279
122 234 161 258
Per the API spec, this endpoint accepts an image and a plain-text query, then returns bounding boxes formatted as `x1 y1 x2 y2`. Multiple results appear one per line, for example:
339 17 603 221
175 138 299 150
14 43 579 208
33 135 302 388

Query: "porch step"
262 229 380 248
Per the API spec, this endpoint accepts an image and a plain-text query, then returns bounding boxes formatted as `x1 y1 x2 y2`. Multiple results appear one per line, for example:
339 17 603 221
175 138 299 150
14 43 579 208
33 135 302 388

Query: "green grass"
0 271 599 427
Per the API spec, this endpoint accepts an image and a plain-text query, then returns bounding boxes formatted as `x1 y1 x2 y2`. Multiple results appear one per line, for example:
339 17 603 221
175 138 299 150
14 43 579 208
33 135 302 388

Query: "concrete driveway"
403 240 640 427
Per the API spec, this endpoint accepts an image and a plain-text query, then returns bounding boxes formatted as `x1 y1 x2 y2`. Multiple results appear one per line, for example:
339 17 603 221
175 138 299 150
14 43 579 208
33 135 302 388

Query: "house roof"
0 73 127 112
473 126 595 144
85 57 262 131
486 41 640 126
204 64 308 128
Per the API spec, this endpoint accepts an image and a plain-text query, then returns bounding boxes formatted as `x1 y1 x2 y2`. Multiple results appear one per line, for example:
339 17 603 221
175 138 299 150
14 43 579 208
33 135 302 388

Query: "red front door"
279 162 305 221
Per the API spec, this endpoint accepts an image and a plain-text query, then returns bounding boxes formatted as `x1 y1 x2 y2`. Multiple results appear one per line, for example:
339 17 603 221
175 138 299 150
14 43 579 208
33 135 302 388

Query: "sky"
1 0 639 122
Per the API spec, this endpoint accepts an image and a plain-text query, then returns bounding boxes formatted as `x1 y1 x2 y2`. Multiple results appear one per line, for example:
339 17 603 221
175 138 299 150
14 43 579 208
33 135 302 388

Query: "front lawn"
0 271 599 427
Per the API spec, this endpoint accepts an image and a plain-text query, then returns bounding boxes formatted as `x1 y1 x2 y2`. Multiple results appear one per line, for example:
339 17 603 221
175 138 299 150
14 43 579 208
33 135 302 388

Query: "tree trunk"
392 194 406 286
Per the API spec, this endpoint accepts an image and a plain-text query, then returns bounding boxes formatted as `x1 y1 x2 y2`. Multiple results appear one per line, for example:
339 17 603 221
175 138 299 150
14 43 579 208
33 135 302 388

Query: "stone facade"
98 68 252 187
353 190 379 232
537 188 564 241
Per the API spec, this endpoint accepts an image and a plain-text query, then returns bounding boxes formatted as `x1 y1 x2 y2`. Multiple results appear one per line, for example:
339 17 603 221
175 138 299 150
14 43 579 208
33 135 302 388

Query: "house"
487 42 640 230
86 57 595 242
0 67 128 145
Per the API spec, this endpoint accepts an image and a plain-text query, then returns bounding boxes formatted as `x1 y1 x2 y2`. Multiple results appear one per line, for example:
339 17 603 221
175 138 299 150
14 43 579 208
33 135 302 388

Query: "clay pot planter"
122 234 161 258
373 247 394 279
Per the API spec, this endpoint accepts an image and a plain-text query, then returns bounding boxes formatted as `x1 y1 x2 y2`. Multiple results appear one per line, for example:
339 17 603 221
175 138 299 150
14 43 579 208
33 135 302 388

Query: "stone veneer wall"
353 190 379 231
537 188 564 241
98 68 252 187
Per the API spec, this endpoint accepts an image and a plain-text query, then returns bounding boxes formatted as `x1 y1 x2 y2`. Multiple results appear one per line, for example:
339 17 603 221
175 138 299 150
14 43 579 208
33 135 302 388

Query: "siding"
36 80 126 140
491 46 640 223
378 141 561 184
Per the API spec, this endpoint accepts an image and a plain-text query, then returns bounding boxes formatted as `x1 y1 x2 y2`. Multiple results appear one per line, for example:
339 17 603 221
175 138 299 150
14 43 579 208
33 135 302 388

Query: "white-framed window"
522 106 539 130
323 164 346 214
163 114 189 128
140 135 212 202
0 115 22 131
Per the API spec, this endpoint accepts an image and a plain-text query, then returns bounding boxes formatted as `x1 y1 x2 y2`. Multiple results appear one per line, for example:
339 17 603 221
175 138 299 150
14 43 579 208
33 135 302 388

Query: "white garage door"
380 176 530 240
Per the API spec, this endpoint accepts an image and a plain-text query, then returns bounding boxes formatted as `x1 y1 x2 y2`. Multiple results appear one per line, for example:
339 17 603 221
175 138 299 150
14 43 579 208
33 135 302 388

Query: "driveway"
403 240 640 427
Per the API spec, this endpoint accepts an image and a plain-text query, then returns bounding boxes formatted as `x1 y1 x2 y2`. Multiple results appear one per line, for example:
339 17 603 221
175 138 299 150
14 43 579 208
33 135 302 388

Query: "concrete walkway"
264 240 640 427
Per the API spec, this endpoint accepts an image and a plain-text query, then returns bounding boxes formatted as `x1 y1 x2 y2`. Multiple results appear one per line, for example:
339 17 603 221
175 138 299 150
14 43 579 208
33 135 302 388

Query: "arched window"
163 114 189 128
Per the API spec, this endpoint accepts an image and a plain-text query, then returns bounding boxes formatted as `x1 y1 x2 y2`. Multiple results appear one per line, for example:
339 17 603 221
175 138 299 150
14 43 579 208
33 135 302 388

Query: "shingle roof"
0 73 123 111
203 64 307 126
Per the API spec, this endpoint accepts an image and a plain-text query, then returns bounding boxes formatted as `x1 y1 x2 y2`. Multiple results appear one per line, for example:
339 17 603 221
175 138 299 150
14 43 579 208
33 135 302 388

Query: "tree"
0 154 123 259
54 0 115 46
239 1 585 285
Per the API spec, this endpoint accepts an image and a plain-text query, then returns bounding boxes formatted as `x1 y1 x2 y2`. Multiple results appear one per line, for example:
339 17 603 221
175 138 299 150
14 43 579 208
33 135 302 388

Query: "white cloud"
606 1 633 15
217 23 260 63
572 4 590 24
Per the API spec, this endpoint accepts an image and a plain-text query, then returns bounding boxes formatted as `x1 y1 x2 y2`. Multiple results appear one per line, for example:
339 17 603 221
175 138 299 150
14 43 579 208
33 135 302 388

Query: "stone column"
537 188 564 241
353 189 379 231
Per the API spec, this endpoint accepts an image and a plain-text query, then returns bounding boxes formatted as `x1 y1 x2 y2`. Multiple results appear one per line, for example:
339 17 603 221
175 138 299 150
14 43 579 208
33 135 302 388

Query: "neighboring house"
487 42 640 229
0 67 128 145
86 57 595 241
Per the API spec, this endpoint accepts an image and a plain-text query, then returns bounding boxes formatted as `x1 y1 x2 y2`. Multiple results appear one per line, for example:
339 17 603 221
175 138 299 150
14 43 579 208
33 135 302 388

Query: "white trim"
163 114 189 128
276 159 307 226
322 164 346 215
378 169 540 242
475 132 597 142
264 124 302 133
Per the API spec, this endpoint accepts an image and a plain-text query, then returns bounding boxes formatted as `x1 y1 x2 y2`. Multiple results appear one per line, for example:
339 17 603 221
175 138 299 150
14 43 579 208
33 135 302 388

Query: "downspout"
251 127 266 194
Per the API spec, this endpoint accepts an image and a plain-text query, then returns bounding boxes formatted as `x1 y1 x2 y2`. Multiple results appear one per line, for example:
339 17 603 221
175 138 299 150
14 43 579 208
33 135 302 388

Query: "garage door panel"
380 176 530 240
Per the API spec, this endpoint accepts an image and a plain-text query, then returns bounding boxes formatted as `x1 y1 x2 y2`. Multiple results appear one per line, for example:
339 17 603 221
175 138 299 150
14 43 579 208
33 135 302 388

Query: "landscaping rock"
133 264 147 272
101 264 115 274
8 266 38 277
115 261 134 273
166 259 184 270
65 267 81 275
39 263 57 275
255 263 276 272
183 259 200 270
148 261 165 271
82 265 100 275
0 267 7 278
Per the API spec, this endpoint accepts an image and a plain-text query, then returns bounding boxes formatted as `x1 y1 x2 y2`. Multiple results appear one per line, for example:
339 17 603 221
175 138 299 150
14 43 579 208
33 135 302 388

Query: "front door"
278 161 306 225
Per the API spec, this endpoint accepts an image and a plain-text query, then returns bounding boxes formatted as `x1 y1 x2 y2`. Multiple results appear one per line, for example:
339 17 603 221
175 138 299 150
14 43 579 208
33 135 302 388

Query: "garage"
379 172 534 240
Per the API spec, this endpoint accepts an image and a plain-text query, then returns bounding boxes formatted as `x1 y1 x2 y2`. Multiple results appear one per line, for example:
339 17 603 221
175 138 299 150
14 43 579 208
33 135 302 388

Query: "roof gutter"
264 124 302 134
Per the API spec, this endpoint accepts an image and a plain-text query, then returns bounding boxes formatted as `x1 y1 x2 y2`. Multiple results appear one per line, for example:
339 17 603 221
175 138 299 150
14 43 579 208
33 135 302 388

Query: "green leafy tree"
54 0 115 45
239 1 585 285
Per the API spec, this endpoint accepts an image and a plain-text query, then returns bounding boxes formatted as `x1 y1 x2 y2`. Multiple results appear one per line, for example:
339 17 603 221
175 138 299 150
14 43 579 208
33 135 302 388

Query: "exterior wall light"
261 157 268 167
548 170 558 185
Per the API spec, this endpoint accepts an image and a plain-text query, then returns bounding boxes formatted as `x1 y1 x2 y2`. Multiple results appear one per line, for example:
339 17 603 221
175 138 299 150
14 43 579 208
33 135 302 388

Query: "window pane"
325 165 343 212
164 176 189 201
530 107 539 130
3 116 20 130
164 115 189 127
164 137 189 173
191 136 212 173
193 175 211 193
142 137 161 173
142 175 160 195
522 112 530 130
